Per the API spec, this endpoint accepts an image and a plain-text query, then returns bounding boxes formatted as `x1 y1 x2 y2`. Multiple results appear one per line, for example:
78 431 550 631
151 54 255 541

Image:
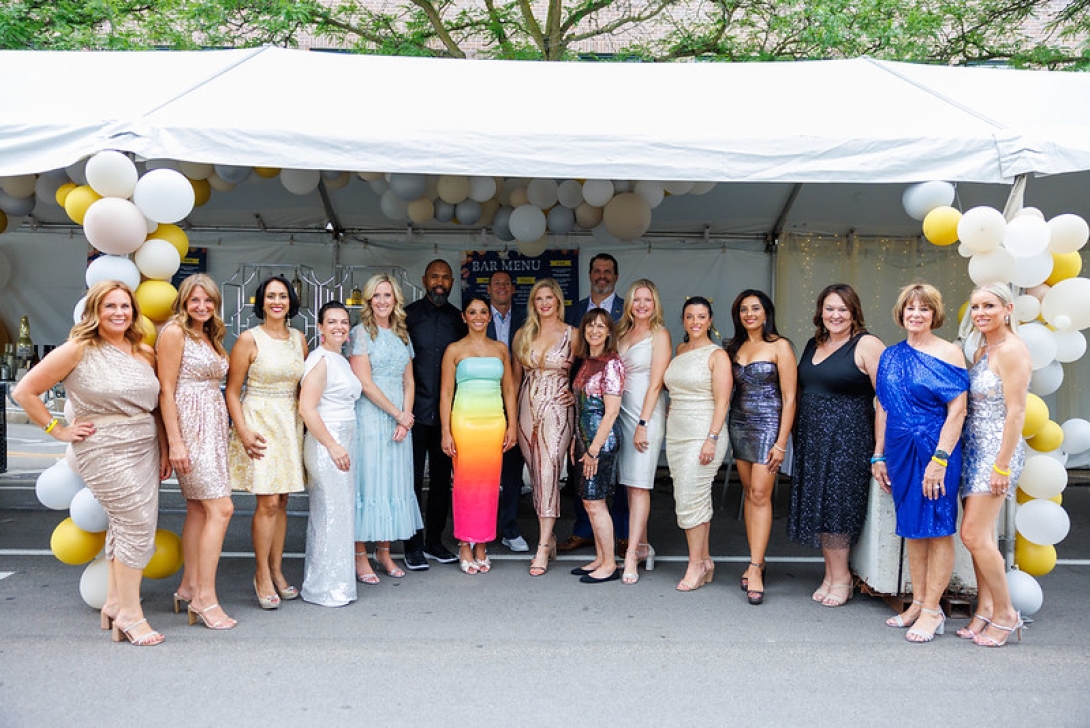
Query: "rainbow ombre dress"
452 356 505 543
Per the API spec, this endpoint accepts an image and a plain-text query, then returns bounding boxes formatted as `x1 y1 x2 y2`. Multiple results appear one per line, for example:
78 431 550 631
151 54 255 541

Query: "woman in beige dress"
513 278 575 577
663 296 732 592
226 276 308 609
14 280 170 645
158 274 235 630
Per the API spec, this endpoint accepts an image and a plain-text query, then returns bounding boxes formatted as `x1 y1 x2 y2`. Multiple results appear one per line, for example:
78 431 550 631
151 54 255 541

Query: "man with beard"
561 253 630 553
404 259 467 569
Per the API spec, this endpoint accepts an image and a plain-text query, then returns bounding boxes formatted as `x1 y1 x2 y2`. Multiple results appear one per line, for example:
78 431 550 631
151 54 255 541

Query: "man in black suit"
484 269 529 552
559 253 630 552
404 259 467 569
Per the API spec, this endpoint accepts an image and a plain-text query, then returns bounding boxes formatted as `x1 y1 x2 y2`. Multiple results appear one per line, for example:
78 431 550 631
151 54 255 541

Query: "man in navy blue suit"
560 253 630 553
484 269 530 552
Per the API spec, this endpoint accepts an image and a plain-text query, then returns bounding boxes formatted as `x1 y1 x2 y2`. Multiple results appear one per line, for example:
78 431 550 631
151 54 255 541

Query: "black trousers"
498 445 524 540
408 422 452 550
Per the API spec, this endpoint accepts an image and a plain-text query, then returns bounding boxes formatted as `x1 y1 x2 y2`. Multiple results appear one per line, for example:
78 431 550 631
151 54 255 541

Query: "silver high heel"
906 607 945 643
974 614 1024 647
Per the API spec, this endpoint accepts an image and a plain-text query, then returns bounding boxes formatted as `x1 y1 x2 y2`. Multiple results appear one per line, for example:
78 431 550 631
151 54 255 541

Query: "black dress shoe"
557 535 594 553
423 543 459 564
580 569 621 584
404 548 430 571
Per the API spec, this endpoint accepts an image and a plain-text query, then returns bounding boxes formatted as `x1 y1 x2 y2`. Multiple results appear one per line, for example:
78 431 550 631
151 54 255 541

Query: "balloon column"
906 180 1089 616
35 456 184 609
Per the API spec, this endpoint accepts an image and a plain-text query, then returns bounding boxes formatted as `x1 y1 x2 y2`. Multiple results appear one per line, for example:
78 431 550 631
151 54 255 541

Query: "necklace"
985 336 1009 351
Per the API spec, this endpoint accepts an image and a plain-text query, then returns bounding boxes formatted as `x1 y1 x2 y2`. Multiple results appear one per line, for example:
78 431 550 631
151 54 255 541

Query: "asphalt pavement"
1 421 1088 727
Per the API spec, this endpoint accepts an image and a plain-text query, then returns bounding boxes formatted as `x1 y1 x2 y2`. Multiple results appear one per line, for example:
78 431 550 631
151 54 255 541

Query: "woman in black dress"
788 284 885 607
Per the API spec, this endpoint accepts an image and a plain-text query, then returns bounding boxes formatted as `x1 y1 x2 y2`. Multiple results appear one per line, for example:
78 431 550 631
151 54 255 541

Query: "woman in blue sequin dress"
874 283 968 643
725 290 796 605
956 283 1031 647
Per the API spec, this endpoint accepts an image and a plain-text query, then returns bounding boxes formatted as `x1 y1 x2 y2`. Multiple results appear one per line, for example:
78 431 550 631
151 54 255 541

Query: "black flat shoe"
570 566 594 576
580 569 620 584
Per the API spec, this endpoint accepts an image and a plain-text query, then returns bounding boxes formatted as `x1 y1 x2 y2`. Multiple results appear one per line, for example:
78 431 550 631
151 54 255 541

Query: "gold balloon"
1016 487 1061 505
153 224 189 259
51 517 106 565
55 182 77 207
1022 393 1049 438
1015 534 1057 576
254 166 281 179
1045 251 1082 285
64 185 102 225
1027 419 1064 452
143 529 183 579
190 177 212 207
958 300 969 324
138 315 158 346
135 280 178 322
923 205 961 246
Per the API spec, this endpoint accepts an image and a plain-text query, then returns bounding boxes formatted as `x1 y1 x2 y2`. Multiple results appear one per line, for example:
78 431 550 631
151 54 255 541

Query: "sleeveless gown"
728 360 782 464
451 356 505 543
664 345 729 529
573 354 626 500
65 344 161 569
228 326 305 494
350 325 423 541
617 336 666 490
517 328 573 519
788 334 875 549
165 324 230 500
961 353 1025 499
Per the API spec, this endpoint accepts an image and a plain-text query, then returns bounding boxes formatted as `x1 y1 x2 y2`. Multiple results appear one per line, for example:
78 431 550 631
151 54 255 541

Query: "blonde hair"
70 280 146 352
893 283 946 330
957 282 1018 351
360 273 410 345
515 278 565 366
616 279 665 340
170 274 226 356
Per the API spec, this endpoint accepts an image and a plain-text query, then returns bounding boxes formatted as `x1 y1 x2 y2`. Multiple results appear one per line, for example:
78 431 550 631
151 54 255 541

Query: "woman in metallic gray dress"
957 283 1031 647
725 290 796 605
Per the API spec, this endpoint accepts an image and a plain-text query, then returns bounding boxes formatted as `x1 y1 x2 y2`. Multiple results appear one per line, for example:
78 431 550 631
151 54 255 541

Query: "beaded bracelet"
772 443 787 453
993 463 1011 476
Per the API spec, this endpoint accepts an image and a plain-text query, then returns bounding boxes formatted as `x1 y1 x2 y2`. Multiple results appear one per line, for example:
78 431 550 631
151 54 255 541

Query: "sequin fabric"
728 361 782 464
302 420 358 607
573 354 625 500
961 354 1025 499
167 324 230 500
517 327 573 519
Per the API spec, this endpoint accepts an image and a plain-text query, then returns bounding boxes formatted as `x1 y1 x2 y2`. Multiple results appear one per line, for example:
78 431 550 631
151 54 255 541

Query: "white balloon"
82 198 149 255
957 242 974 258
526 179 559 209
509 205 547 243
1018 322 1058 370
1006 569 1043 616
1041 277 1090 331
1060 418 1090 456
1015 206 1045 220
1016 498 1070 545
0 174 37 198
1014 294 1041 323
633 180 665 209
1008 250 1054 289
663 180 695 195
1048 214 1089 254
1003 215 1051 258
79 557 110 610
1030 360 1064 396
389 173 427 201
556 180 584 209
212 164 252 184
280 169 321 196
582 179 614 208
379 190 409 221
467 176 497 203
689 181 717 195
133 169 195 223
1053 329 1087 363
902 181 956 220
1018 456 1068 499
73 295 88 324
70 487 109 533
546 205 575 234
356 171 384 182
85 255 141 290
36 460 85 510
454 199 482 226
958 206 1006 253
134 239 181 281
967 248 1016 286
85 151 138 198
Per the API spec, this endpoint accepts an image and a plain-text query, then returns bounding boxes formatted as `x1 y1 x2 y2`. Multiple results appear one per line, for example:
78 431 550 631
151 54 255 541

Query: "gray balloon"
493 206 514 241
214 164 252 184
455 200 482 226
0 189 35 216
434 200 455 223
547 205 575 234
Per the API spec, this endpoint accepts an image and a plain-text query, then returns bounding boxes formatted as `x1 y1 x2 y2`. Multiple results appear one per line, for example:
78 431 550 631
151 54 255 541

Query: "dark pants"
407 422 452 550
498 446 524 540
571 488 630 540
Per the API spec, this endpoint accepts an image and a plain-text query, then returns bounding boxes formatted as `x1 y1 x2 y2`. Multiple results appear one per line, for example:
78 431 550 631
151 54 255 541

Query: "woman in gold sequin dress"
226 276 308 609
158 274 236 629
513 278 575 577
14 281 170 646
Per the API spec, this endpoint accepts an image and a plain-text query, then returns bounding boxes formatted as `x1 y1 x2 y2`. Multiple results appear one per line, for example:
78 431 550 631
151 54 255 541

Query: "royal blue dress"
875 342 968 539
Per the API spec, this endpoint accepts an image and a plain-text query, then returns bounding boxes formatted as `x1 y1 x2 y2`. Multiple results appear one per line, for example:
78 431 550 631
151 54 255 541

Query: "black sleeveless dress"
787 333 875 549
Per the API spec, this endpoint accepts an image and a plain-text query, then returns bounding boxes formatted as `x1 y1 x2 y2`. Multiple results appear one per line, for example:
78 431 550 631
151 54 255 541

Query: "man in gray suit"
560 253 630 552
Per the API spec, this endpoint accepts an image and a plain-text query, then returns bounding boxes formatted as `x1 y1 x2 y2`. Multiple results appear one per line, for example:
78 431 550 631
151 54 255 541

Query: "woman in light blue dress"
349 274 424 584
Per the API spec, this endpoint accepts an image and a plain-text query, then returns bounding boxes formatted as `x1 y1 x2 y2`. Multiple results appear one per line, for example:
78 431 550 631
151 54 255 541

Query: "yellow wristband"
44 418 59 434
930 456 947 467
993 463 1011 476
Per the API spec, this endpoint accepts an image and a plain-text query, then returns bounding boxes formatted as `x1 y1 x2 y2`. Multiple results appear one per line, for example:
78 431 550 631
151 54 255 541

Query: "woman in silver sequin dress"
299 302 362 607
14 281 170 646
957 283 1031 647
158 274 236 630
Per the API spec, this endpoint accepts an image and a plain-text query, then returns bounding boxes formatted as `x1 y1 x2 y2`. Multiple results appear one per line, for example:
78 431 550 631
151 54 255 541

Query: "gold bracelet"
43 418 59 434
992 463 1011 476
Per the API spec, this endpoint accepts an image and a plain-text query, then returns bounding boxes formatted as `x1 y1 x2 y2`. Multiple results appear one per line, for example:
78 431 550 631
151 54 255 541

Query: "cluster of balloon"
36 456 183 609
905 180 1090 616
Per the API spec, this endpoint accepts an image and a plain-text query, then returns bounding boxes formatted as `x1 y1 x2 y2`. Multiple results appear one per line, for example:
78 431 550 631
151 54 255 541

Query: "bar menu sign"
460 249 579 313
